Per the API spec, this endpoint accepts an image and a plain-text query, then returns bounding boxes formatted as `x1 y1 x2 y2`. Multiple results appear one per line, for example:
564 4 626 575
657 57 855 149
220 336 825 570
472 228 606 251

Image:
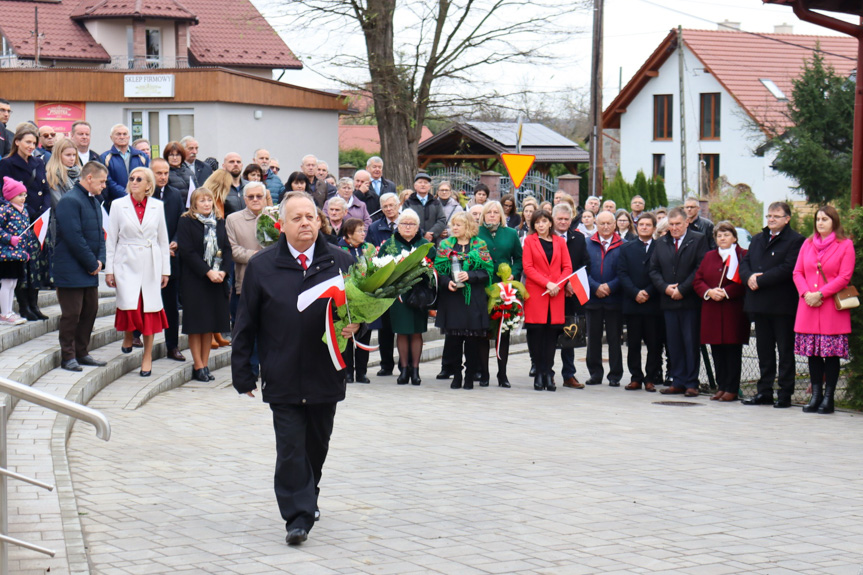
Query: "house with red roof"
602 26 857 213
0 0 345 170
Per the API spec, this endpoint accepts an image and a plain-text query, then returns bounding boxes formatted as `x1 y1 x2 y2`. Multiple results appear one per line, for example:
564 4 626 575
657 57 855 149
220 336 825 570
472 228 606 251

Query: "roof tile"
70 0 197 21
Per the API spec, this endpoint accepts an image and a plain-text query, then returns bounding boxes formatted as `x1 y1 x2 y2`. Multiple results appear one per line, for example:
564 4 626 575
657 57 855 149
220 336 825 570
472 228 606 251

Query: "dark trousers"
527 324 558 375
753 313 796 401
270 402 337 533
711 344 743 393
377 311 395 372
479 332 510 380
57 286 99 361
664 308 701 389
344 331 371 377
625 313 663 384
586 307 624 384
443 335 480 378
440 335 457 373
161 273 180 350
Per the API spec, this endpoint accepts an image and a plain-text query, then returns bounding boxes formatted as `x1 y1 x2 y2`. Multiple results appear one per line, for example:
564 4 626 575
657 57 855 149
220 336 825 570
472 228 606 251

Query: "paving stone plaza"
2 295 863 575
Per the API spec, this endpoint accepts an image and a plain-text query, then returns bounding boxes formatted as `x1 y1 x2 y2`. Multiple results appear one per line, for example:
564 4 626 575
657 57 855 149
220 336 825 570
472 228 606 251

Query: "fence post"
338 164 357 181
557 174 581 206
480 171 502 199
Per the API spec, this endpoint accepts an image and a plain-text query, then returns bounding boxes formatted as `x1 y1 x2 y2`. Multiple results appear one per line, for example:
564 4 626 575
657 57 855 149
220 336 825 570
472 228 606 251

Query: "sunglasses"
129 176 146 183
271 167 280 173
43 133 57 138
246 194 265 200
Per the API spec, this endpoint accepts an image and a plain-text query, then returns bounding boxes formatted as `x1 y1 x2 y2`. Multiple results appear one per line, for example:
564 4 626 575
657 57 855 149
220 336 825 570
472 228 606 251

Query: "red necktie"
674 239 679 253
770 233 776 242
298 254 308 270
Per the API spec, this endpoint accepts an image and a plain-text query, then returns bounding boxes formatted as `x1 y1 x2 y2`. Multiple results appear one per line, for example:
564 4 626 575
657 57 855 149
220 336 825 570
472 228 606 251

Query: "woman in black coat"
0 124 52 319
178 187 232 382
164 141 197 193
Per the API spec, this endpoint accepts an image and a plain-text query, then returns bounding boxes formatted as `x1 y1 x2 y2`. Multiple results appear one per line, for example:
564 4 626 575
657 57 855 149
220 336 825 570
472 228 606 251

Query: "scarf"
717 244 740 283
483 221 500 233
812 231 836 255
66 165 81 186
196 212 219 267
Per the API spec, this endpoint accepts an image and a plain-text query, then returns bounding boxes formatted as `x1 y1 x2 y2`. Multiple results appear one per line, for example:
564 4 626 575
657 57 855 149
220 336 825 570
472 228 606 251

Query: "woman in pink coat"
792 206 855 414
523 210 572 391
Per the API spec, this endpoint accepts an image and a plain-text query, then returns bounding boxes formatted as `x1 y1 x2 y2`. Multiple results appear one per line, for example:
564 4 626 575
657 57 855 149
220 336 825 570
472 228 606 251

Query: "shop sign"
34 102 86 136
124 74 175 98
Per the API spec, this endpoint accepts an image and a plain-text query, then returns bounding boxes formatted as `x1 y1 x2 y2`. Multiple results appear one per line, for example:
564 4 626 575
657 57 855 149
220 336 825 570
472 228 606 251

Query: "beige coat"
105 195 171 312
226 207 262 295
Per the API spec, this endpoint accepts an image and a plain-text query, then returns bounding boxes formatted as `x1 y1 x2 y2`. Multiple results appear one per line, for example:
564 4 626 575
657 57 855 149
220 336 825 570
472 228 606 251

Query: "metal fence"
429 168 479 193
429 168 560 206
0 55 192 70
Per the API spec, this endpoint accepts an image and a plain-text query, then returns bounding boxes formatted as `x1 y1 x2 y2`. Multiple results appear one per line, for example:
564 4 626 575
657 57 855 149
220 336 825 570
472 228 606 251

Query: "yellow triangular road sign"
500 153 535 189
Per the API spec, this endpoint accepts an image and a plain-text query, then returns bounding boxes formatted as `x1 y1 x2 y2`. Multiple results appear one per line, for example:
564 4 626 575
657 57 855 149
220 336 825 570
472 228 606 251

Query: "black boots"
15 287 38 321
28 288 47 320
397 366 410 385
803 382 823 413
450 370 463 389
818 384 835 414
544 373 556 392
410 366 421 386
534 373 543 391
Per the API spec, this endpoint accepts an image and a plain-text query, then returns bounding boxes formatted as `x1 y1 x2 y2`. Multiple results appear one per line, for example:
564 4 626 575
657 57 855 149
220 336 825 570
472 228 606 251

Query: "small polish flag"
297 274 347 312
31 208 51 249
101 204 110 240
724 249 741 284
573 266 590 305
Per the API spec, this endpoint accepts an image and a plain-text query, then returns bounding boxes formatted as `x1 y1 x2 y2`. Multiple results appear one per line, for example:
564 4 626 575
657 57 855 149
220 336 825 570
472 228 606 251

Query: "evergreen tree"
632 170 649 210
771 51 854 205
653 176 668 207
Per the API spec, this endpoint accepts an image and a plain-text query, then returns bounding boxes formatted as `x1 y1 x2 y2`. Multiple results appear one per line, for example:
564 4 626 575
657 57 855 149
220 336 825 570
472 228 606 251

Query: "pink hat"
2 177 26 201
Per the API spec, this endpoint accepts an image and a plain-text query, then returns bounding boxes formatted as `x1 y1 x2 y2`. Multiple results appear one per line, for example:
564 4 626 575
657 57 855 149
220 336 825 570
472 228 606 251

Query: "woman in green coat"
477 201 523 387
379 208 434 385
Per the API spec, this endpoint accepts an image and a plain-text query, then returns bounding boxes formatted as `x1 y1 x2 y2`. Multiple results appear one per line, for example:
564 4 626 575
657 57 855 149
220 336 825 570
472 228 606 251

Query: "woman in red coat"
523 210 572 391
693 222 749 402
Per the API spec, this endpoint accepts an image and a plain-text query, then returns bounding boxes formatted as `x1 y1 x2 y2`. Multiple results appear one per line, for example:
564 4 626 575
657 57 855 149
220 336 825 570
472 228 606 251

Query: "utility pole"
31 7 44 67
677 25 688 200
589 0 604 198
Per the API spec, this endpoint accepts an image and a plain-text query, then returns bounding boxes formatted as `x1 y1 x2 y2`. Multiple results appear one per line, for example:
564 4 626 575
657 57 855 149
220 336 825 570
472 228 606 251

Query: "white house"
602 27 857 213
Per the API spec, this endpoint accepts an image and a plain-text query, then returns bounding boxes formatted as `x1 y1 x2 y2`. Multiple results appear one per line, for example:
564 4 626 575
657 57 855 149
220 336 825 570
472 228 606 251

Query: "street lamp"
763 0 863 207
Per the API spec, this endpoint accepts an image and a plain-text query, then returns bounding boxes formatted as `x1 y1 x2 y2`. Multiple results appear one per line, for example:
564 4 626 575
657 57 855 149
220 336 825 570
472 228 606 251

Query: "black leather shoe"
286 528 308 545
450 371 463 389
204 367 215 381
410 366 421 386
608 381 620 387
534 374 544 391
376 368 393 376
742 393 774 405
544 373 556 392
479 379 489 387
61 359 83 372
436 370 453 380
774 399 792 408
314 509 320 522
396 367 410 385
529 364 536 377
346 374 354 383
355 374 370 384
193 368 209 382
584 379 602 386
140 370 151 377
77 355 107 367
121 346 133 354
498 376 511 388
463 379 474 390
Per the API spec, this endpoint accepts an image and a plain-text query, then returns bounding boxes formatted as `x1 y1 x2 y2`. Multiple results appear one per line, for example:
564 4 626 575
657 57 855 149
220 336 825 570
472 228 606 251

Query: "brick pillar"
133 20 147 68
557 174 581 205
480 171 502 199
339 164 357 180
176 22 189 67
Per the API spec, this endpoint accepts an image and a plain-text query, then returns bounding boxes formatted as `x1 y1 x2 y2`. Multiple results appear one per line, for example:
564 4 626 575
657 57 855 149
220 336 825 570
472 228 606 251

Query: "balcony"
0 55 192 70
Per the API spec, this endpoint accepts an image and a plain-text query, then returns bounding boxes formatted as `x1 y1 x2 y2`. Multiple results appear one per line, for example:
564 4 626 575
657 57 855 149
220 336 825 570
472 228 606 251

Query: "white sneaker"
0 313 26 326
8 312 26 325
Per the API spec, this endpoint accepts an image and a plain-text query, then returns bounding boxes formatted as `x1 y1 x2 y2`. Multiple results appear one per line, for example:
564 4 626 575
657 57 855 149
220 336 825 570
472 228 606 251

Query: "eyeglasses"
129 176 146 183
43 133 57 138
271 167 280 173
766 214 789 220
246 194 265 200
398 223 418 227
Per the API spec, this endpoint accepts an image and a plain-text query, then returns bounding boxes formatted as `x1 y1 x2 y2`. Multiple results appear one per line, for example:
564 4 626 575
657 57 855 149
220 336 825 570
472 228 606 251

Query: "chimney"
774 23 794 34
718 20 741 31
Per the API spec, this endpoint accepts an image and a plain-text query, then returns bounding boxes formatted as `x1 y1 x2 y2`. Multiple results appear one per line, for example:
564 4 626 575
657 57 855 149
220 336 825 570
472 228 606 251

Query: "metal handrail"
0 377 110 440
0 376 111 573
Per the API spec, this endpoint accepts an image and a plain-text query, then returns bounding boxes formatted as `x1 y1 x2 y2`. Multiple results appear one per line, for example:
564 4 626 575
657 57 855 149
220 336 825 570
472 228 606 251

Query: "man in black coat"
740 201 804 408
0 99 12 158
54 162 108 372
551 203 590 388
180 136 213 187
151 158 186 362
352 169 381 219
366 156 397 199
232 191 360 546
649 207 709 395
403 173 446 243
365 193 400 375
684 196 716 250
618 213 662 392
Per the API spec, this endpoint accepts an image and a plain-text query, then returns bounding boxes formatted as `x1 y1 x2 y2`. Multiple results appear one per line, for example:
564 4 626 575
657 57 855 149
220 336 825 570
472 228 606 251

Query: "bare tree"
276 0 583 187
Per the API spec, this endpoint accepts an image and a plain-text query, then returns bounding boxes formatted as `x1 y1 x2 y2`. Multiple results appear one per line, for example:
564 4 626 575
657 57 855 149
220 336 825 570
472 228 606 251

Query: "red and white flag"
723 250 741 284
572 266 590 305
297 275 348 371
31 208 50 249
101 204 110 240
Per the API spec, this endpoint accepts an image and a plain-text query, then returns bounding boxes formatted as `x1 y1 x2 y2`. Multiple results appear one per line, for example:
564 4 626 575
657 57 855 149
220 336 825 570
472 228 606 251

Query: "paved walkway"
63 350 863 575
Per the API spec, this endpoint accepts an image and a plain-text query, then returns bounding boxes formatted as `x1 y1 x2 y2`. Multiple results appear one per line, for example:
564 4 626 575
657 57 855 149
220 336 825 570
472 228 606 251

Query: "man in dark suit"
302 154 336 208
366 193 400 375
584 211 625 386
151 158 186 362
180 136 213 187
0 99 13 158
70 121 101 167
649 207 709 396
740 201 804 408
684 196 716 250
552 203 589 388
618 213 662 392
366 156 397 199
233 191 360 546
352 169 381 219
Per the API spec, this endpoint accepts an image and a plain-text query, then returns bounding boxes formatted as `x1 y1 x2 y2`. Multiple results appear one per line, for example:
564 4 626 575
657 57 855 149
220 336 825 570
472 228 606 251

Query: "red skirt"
115 294 169 336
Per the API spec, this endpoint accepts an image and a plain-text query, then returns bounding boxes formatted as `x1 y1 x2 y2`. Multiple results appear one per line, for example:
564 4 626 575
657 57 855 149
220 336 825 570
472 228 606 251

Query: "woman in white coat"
105 167 171 377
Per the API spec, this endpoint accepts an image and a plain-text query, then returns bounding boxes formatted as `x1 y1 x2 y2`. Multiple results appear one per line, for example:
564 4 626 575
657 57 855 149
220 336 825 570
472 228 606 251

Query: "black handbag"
557 314 586 349
402 279 437 311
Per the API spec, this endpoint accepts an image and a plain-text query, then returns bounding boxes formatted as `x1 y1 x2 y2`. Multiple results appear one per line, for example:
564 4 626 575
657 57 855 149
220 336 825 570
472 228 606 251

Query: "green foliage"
647 176 668 208
788 202 814 238
841 207 863 409
706 179 764 234
339 148 374 170
604 170 630 208
632 170 648 209
771 51 855 205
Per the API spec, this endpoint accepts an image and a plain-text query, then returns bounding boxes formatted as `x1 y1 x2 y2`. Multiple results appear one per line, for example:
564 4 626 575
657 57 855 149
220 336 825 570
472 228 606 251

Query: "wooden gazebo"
417 122 589 174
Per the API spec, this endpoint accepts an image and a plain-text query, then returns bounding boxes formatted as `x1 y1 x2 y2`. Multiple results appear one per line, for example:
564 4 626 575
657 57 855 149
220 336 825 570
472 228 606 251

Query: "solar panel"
467 122 577 148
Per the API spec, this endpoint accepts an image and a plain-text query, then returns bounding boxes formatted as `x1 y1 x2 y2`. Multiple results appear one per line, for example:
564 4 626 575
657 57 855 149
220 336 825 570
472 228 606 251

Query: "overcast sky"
254 0 855 106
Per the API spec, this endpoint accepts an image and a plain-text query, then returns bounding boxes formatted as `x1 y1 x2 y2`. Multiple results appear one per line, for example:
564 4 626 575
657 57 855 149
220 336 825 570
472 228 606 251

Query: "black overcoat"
740 226 804 316
649 231 709 310
618 239 661 315
177 216 232 334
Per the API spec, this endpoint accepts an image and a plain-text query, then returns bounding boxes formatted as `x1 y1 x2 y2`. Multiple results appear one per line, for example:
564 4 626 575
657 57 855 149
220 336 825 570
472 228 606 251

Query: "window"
1 35 14 58
700 154 720 189
652 154 666 180
760 79 787 100
126 26 134 68
700 93 721 140
653 95 673 140
145 29 161 67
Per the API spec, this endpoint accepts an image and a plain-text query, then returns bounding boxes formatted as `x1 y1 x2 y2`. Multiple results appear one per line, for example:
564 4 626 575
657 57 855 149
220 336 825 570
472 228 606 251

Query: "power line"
635 0 856 61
